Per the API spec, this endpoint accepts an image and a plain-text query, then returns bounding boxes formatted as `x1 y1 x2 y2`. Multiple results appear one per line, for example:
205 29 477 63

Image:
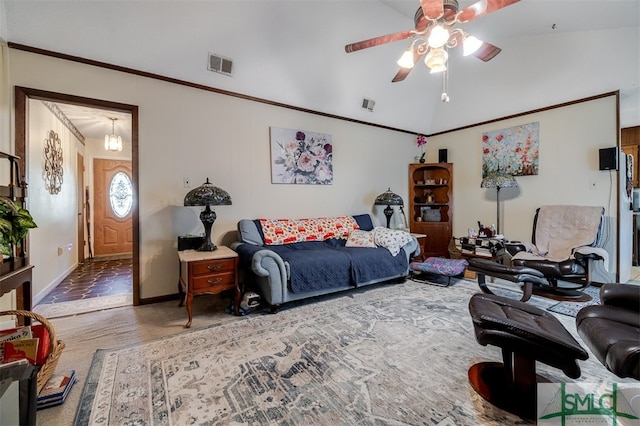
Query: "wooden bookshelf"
409 163 453 258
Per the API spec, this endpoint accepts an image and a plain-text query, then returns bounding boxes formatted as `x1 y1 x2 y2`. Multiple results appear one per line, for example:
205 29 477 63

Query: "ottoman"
468 293 588 419
410 257 468 286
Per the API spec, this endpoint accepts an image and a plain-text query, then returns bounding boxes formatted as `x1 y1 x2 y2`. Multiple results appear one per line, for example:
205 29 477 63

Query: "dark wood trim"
14 86 141 306
427 91 620 138
8 42 415 136
615 91 621 284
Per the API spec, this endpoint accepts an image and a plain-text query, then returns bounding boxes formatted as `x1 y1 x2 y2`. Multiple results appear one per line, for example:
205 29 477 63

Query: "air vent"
208 53 233 76
362 98 375 112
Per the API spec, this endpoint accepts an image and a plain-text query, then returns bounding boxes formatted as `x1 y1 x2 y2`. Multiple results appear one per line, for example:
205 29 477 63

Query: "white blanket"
511 205 608 270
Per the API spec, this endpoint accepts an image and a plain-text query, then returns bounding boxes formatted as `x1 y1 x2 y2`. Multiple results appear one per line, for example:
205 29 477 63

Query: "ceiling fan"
345 0 520 83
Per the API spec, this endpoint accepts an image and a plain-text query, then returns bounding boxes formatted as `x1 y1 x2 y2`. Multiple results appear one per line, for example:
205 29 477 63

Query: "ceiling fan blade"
458 0 520 22
345 30 415 53
392 68 413 83
420 0 443 20
472 41 502 61
392 51 425 82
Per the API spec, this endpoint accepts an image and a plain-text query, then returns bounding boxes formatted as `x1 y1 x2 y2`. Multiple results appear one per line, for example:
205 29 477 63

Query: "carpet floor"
547 285 602 317
40 278 631 426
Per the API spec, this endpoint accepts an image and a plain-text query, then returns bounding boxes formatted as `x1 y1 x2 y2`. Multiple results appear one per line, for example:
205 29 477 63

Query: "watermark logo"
538 382 640 425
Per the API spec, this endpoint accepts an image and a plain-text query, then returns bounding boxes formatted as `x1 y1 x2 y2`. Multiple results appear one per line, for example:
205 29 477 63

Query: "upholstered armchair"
467 205 607 301
576 283 640 380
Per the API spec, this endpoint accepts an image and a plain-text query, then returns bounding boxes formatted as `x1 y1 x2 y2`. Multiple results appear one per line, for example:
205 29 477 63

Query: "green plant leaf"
0 243 11 257
15 211 37 229
0 196 19 214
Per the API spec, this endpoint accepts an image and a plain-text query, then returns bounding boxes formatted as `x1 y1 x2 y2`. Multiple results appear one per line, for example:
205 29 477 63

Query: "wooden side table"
178 246 240 328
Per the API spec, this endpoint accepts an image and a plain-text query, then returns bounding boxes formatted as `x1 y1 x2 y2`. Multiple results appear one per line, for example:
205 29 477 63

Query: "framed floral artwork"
270 127 333 184
482 122 539 178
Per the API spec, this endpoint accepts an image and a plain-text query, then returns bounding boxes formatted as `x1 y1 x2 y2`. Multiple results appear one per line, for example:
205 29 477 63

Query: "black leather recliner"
576 283 640 380
467 205 607 302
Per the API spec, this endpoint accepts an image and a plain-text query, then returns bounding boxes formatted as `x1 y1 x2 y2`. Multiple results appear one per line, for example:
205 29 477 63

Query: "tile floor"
38 258 133 304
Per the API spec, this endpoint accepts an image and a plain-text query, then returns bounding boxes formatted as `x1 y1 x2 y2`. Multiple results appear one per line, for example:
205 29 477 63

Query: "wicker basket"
0 309 65 394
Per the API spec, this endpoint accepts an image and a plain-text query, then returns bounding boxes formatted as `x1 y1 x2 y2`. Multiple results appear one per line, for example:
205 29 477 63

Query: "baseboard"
138 293 180 305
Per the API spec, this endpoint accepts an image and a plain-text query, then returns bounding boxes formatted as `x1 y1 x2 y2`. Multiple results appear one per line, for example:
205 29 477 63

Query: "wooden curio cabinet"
409 163 453 258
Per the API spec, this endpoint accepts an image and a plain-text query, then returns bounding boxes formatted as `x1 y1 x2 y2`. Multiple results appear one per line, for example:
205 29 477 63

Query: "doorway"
14 86 140 306
93 159 133 257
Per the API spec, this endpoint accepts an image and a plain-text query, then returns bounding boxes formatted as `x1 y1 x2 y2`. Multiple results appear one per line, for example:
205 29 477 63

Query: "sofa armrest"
403 237 419 260
233 242 287 278
250 249 288 279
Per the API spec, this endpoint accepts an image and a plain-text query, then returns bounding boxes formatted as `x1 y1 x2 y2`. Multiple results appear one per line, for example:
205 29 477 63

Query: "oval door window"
109 172 133 218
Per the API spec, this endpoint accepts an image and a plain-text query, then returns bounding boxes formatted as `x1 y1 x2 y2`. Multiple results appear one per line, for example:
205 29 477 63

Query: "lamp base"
384 205 394 228
198 204 217 252
198 241 218 252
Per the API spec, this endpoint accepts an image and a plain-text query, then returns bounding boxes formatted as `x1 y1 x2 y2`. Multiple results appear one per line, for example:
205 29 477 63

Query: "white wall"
619 151 633 282
8 49 416 300
426 94 622 282
3 2 638 133
27 100 84 303
429 27 640 132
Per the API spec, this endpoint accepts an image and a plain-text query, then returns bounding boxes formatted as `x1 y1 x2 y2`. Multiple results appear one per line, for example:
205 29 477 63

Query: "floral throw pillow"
345 230 376 248
373 227 414 256
259 216 360 245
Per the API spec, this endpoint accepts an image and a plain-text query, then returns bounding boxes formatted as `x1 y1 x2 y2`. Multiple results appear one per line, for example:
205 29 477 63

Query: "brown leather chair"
576 283 640 380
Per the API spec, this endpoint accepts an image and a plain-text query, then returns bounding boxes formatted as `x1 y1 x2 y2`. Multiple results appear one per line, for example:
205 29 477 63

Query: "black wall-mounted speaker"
438 149 448 163
599 147 618 171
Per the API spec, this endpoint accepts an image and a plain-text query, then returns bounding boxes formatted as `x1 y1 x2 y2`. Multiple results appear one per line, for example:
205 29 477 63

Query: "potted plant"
0 196 37 260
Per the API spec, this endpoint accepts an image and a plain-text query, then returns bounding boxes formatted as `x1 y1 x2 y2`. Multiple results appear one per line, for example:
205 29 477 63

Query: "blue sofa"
231 214 419 312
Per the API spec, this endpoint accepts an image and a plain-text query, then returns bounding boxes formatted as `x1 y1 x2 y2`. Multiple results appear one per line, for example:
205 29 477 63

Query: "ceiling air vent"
208 53 233 76
362 98 375 112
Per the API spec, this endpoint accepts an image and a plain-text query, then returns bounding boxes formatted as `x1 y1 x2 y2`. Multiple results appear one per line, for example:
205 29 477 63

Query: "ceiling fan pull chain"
441 60 450 103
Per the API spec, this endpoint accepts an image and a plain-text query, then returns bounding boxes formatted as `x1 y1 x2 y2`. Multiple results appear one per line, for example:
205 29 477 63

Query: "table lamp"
184 178 232 251
480 173 518 235
374 188 404 228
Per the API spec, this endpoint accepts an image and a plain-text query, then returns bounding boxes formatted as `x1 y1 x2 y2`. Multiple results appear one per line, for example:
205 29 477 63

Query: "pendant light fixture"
104 117 123 152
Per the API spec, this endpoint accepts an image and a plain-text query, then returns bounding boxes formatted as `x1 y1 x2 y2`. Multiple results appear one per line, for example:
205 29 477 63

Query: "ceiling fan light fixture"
396 49 415 69
424 47 448 72
463 35 483 56
427 25 449 48
430 64 447 74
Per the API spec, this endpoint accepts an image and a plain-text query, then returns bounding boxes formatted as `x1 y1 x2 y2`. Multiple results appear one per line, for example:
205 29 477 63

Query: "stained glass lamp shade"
184 178 232 251
374 188 404 228
481 173 518 234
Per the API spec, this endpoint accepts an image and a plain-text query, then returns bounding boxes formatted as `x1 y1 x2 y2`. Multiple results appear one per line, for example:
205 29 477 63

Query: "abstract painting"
270 127 333 184
482 122 539 178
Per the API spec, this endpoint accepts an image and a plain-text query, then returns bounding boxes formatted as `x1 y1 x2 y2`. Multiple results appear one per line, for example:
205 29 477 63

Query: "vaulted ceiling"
3 0 639 139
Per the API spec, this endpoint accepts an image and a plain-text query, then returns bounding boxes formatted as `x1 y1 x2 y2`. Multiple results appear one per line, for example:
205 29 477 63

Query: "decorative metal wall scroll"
43 130 64 194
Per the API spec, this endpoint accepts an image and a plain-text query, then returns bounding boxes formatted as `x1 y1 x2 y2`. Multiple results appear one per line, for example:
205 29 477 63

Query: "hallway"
37 258 132 305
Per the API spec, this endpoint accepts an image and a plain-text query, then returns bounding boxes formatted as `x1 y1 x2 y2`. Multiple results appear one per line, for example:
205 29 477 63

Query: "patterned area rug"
547 285 601 318
34 293 133 319
74 279 627 426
